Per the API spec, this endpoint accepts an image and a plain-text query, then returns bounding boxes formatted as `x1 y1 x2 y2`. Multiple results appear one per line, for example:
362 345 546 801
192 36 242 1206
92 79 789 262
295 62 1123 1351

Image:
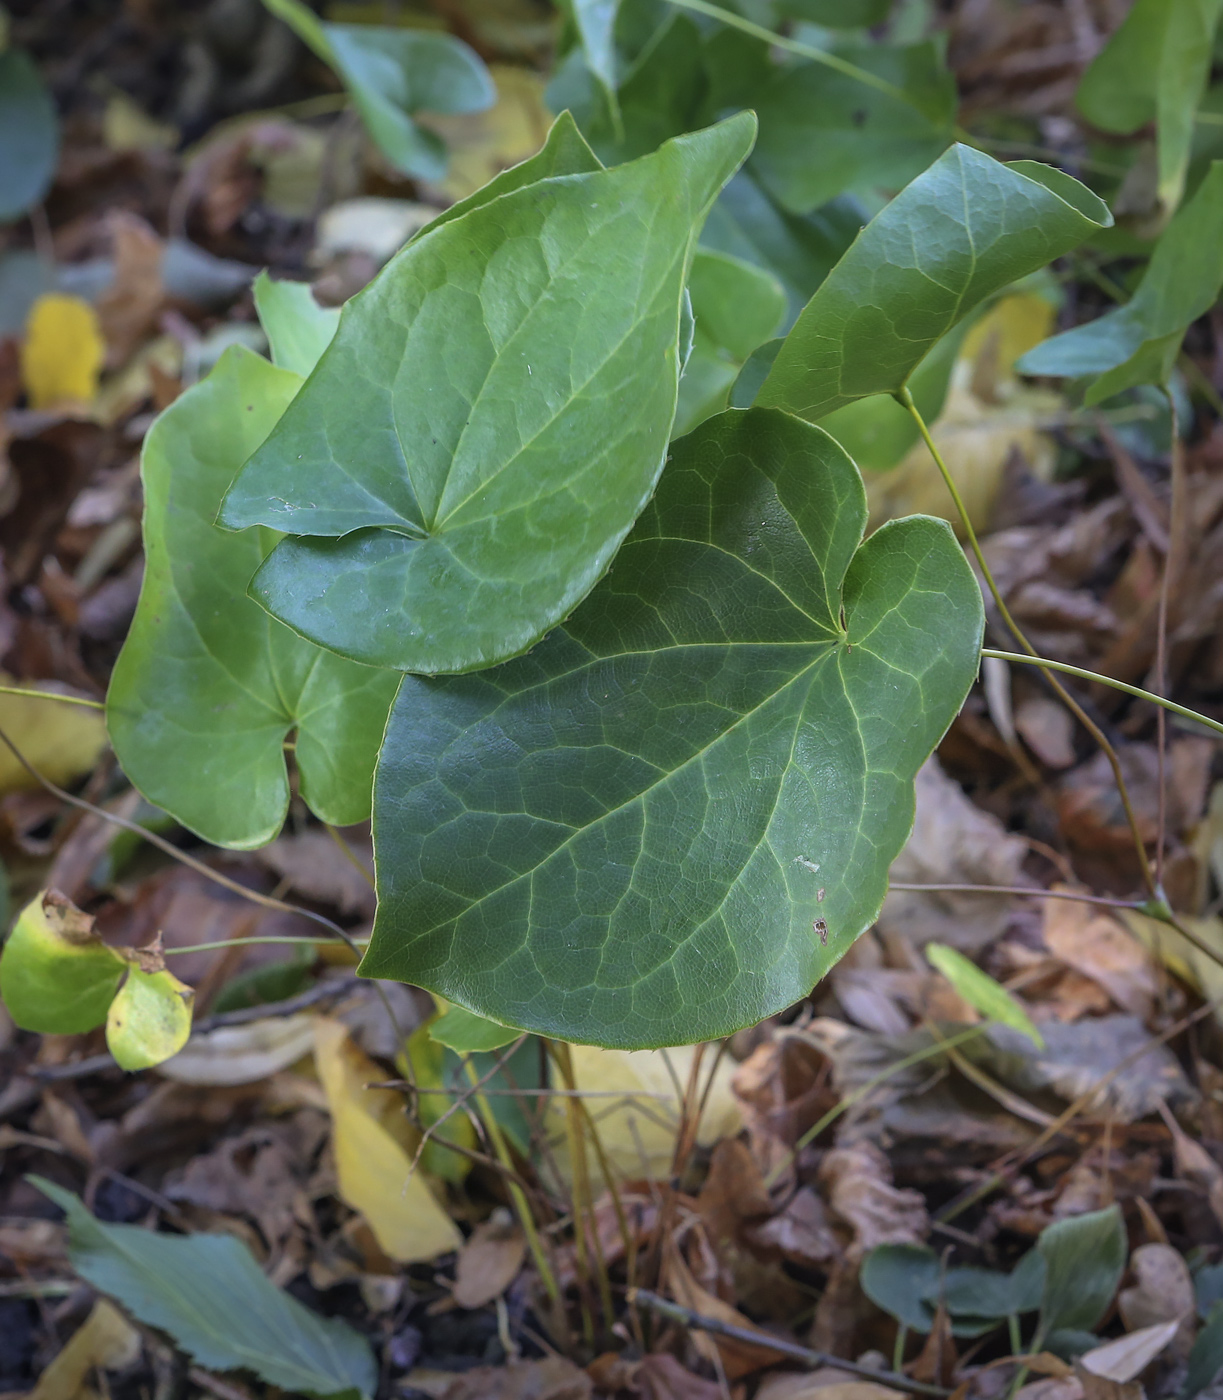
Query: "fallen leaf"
755 1381 905 1400
20 294 105 409
313 1015 461 1263
664 1245 792 1379
451 1213 526 1310
543 1043 741 1189
1015 695 1077 769
878 757 1027 952
410 1356 593 1399
1076 1318 1181 1400
818 1142 928 1259
0 677 106 795
96 212 164 367
314 198 435 263
30 1300 141 1400
257 828 376 919
158 1014 318 1086
634 1353 725 1400
165 1126 301 1248
1118 1244 1196 1359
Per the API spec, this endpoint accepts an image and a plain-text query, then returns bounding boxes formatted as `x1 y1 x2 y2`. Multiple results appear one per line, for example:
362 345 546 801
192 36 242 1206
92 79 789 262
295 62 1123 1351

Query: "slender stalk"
0 684 103 709
899 387 1160 899
888 881 1142 909
662 0 914 107
979 650 1223 741
461 1056 561 1306
163 934 369 955
1154 389 1189 890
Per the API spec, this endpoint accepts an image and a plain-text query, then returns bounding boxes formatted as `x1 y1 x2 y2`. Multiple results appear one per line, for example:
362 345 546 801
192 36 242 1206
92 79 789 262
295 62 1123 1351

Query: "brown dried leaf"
451 1214 526 1310
817 1142 927 1260
1041 897 1155 1019
1118 1245 1195 1361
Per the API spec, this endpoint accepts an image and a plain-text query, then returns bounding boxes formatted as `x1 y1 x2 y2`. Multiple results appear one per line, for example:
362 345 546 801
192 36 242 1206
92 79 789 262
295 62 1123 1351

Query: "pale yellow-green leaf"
1124 910 1223 1025
21 294 106 409
0 680 108 795
925 942 1044 1047
106 967 194 1071
542 1044 741 1191
313 1016 461 1262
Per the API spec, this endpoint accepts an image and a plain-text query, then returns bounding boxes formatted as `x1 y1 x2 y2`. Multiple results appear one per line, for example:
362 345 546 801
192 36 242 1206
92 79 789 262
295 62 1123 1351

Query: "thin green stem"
899 387 1160 899
979 650 1223 741
662 0 915 108
889 880 1141 910
163 934 368 955
462 1056 561 1306
0 684 103 710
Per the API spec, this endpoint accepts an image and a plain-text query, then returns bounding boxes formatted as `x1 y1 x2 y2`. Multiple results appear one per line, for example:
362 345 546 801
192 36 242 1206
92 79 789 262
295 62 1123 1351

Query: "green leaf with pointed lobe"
1077 0 1223 212
362 407 983 1049
0 893 125 1035
254 272 339 378
755 145 1111 424
1017 162 1223 403
222 114 757 676
261 0 493 181
106 347 399 850
750 40 957 214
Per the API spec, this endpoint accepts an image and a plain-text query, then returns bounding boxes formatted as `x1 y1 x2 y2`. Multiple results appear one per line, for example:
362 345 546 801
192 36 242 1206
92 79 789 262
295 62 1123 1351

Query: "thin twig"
629 1289 952 1396
888 881 1142 909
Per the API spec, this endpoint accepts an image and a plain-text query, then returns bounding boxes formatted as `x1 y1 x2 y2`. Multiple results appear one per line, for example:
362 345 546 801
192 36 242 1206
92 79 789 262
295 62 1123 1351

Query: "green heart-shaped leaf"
750 40 957 215
361 407 983 1048
1017 161 1223 402
222 114 757 675
1076 0 1223 213
0 892 125 1035
755 145 1111 424
261 0 494 180
106 346 399 849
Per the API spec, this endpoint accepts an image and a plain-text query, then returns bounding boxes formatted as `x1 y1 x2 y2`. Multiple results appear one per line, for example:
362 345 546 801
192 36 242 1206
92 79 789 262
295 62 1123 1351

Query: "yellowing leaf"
1124 910 1223 1025
0 679 107 796
419 65 551 203
313 1016 461 1262
31 1300 141 1400
543 1044 741 1190
107 966 194 1071
21 294 106 409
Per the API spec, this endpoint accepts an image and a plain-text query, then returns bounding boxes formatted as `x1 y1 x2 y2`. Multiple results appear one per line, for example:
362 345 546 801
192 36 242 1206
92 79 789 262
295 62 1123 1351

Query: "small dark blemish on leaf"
813 919 828 946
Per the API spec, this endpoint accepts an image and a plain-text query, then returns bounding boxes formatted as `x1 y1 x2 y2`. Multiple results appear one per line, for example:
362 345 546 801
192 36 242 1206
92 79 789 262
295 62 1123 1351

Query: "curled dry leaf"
663 1245 793 1380
411 1356 593 1400
157 1013 318 1086
1076 1318 1182 1400
755 1382 906 1400
1118 1244 1196 1360
818 1141 928 1260
1041 897 1155 1020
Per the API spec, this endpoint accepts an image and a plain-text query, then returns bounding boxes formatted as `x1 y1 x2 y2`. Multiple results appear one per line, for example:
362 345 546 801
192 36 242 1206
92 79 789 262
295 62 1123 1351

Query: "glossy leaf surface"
755 145 1111 423
363 408 983 1048
1076 0 1223 212
1017 162 1223 402
35 1179 377 1398
224 115 757 674
0 50 58 223
0 893 124 1035
751 41 957 214
261 0 493 180
106 347 399 849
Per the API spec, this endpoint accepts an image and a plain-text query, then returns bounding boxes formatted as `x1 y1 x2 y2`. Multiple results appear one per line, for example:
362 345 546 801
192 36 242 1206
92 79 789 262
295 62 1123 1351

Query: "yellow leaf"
313 1016 461 1263
543 1044 741 1190
1123 910 1223 1024
0 678 107 795
21 295 106 410
419 66 552 204
32 1300 141 1400
106 966 194 1071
